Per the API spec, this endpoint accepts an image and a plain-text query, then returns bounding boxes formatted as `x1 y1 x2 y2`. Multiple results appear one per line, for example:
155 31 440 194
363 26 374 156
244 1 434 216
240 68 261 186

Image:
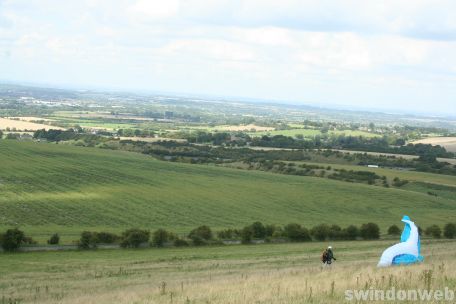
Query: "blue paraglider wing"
392 254 424 265
400 215 411 242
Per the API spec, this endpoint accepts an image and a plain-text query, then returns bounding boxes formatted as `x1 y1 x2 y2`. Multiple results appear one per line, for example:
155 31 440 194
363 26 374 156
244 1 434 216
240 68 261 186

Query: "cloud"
127 0 180 21
0 0 456 114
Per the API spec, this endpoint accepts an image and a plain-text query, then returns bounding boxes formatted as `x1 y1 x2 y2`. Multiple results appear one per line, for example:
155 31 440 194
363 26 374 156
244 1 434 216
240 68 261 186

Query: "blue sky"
0 0 455 115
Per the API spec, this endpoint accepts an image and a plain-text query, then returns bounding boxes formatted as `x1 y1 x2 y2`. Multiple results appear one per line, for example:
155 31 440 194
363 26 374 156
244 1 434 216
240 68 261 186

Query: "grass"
1 140 456 243
1 239 455 303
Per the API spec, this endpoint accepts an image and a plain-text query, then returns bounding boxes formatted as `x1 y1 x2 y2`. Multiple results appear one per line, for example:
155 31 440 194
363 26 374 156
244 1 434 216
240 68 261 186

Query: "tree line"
2 222 456 252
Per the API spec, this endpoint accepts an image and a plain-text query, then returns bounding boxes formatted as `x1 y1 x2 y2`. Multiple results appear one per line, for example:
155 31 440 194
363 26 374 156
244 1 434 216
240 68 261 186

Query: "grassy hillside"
0 141 455 240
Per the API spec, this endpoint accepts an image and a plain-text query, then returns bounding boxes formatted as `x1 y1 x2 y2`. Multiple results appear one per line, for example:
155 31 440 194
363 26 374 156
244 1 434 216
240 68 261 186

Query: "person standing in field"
321 246 337 265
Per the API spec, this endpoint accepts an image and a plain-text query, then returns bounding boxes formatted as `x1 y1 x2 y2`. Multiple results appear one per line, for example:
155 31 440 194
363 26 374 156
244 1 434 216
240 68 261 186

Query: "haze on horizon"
1 0 456 116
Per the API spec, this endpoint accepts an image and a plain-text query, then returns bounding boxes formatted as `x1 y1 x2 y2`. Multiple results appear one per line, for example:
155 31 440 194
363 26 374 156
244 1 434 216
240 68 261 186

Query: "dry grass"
213 124 275 132
117 136 188 143
0 117 64 131
7 116 56 122
1 240 455 303
412 137 456 153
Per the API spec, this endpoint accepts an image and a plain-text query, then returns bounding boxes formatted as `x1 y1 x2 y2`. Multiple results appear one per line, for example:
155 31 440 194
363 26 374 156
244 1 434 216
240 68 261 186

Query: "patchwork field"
1 141 455 243
0 117 64 131
1 239 455 303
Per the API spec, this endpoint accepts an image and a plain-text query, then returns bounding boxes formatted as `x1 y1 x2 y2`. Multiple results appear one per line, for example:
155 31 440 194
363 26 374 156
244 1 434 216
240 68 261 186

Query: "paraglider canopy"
378 215 424 267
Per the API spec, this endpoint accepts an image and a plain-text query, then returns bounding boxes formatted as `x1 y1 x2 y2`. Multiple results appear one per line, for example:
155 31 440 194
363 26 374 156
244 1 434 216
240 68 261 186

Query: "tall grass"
0 240 454 303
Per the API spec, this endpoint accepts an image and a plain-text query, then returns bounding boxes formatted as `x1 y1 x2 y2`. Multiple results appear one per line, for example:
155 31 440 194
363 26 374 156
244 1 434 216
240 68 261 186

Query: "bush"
120 229 150 248
47 233 60 245
174 238 189 247
311 224 330 241
425 225 442 239
392 177 409 187
360 223 380 240
265 225 278 237
284 223 311 242
23 236 37 245
189 235 207 246
328 225 344 240
0 228 26 252
387 225 401 236
78 231 97 250
95 232 119 244
217 228 241 240
152 229 169 247
241 226 253 244
444 223 456 239
343 225 359 240
188 225 212 241
250 221 266 239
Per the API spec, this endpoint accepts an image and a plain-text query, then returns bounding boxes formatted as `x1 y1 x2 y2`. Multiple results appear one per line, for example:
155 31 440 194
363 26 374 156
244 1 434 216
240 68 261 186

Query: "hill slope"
0 141 455 238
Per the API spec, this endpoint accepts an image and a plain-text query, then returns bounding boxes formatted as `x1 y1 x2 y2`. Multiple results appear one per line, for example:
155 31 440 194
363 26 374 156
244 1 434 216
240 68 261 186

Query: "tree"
360 223 380 240
5 133 19 140
343 225 359 240
284 223 311 242
0 130 3 139
188 225 212 241
250 221 266 239
174 238 189 247
120 229 150 248
241 226 253 244
425 225 441 239
395 138 406 146
265 225 279 237
47 233 60 245
328 225 343 240
95 232 119 244
311 224 330 241
387 225 401 236
78 231 97 250
444 223 456 239
152 229 169 247
0 228 26 252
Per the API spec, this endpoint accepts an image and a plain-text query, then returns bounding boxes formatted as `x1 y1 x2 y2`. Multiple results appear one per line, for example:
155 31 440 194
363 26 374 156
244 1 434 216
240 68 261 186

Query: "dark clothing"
324 249 336 264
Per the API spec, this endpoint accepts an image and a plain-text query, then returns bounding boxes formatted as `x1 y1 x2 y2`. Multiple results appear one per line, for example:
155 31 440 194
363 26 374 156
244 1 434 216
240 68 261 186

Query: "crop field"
187 124 275 132
0 117 64 131
1 239 455 303
48 116 138 130
1 141 456 243
412 137 456 153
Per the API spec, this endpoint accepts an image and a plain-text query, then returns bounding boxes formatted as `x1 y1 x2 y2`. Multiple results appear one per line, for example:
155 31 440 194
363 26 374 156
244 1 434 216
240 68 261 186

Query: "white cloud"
1 0 456 114
127 0 179 21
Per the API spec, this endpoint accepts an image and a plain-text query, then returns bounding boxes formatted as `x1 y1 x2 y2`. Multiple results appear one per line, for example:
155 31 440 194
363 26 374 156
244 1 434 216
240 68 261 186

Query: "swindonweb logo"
345 287 455 302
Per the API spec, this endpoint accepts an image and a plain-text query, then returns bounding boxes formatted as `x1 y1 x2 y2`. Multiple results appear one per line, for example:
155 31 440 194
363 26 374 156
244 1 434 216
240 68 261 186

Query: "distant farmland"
0 140 455 242
0 117 64 131
412 136 456 152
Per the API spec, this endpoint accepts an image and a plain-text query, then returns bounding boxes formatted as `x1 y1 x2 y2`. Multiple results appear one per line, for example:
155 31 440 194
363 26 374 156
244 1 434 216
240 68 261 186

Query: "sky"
0 0 455 115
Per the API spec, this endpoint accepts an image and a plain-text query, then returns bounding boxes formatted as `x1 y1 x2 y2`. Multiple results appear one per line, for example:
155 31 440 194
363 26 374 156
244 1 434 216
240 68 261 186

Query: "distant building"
367 165 379 168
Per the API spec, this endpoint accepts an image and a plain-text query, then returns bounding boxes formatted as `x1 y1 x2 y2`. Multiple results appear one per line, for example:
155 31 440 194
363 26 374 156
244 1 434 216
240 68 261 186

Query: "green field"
1 239 455 303
293 161 456 187
1 140 455 243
